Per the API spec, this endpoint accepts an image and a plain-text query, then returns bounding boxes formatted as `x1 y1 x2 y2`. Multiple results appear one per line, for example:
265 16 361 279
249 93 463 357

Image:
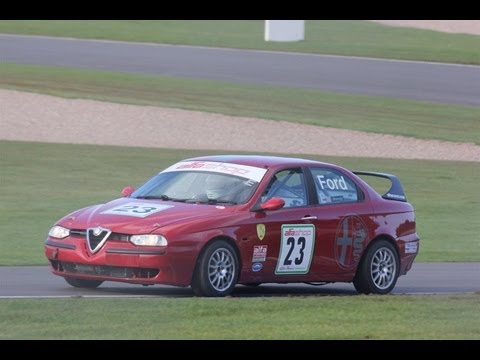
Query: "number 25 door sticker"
101 202 173 218
275 224 315 275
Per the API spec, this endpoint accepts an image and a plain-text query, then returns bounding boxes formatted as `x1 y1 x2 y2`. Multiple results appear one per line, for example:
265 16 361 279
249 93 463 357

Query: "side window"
310 168 360 204
261 168 307 208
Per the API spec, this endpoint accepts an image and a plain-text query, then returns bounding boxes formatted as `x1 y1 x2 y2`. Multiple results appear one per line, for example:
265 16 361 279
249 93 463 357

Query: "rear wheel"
191 240 239 297
64 277 104 288
353 240 399 295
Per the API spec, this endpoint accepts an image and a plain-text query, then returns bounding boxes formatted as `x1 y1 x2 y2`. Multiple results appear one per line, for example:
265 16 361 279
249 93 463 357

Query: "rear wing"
353 171 407 202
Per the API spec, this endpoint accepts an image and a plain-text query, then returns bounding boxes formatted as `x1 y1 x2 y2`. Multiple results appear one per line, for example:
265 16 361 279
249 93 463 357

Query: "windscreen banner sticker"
275 224 315 275
252 245 267 262
101 202 173 218
161 161 267 182
405 242 418 254
335 215 367 269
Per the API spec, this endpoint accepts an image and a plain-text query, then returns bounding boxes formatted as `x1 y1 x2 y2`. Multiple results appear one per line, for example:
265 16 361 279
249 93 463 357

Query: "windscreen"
131 161 267 205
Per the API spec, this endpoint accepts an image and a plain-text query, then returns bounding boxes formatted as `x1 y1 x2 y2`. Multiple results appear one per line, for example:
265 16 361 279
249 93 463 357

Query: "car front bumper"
45 238 188 286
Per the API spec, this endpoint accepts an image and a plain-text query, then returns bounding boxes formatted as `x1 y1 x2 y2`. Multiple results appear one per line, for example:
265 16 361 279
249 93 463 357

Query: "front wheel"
353 240 399 295
191 240 239 297
64 277 104 288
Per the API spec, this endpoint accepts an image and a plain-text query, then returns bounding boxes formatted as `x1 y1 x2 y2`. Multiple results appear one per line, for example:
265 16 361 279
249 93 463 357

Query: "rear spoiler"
353 171 407 202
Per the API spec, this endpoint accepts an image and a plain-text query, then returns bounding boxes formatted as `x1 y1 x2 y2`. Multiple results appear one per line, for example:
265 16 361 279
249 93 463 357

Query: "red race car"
45 155 419 297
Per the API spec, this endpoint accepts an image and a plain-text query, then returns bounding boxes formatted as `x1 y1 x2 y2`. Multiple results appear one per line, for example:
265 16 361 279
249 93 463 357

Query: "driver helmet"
205 174 232 200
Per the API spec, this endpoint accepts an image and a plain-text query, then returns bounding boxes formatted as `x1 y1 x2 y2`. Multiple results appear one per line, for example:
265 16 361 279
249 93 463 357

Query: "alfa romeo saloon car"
45 155 419 297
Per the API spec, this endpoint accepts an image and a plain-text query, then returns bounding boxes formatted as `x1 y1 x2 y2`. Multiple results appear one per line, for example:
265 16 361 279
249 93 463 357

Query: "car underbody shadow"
59 282 358 298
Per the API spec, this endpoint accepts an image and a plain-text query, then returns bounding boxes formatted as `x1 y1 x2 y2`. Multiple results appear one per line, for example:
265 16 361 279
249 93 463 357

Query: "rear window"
310 168 360 204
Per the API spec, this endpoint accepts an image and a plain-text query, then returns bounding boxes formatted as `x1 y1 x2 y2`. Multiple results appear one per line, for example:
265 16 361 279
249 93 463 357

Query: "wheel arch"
360 234 399 269
353 234 401 294
190 235 242 285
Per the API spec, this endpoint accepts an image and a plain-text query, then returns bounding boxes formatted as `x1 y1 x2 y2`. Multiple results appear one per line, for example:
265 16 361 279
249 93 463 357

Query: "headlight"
130 234 168 246
48 225 70 239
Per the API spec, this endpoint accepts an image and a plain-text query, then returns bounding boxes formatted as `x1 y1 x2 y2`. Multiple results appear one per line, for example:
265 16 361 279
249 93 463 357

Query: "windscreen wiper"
186 198 238 205
135 195 188 202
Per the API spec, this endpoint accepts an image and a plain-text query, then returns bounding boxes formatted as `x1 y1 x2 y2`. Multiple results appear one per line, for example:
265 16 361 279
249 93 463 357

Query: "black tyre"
191 240 239 297
64 277 104 289
353 240 399 295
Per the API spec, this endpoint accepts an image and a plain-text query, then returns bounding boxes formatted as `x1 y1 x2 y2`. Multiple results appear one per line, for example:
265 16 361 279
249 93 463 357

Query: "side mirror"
260 197 285 211
121 186 135 197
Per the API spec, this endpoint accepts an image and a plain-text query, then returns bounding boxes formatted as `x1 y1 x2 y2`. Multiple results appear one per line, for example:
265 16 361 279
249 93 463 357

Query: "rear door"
306 167 374 278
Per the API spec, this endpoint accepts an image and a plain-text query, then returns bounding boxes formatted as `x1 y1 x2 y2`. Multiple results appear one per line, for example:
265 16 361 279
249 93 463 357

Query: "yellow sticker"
256 224 266 241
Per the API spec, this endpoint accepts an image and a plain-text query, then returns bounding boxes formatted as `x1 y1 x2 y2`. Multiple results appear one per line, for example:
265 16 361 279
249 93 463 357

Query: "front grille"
69 228 131 253
87 228 110 252
70 229 86 237
70 229 129 242
59 261 159 279
109 233 129 242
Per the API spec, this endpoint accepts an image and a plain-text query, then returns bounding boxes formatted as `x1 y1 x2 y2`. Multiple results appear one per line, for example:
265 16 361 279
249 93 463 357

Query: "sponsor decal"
317 175 348 191
405 242 418 254
161 161 267 182
318 191 330 204
275 224 315 275
256 224 266 241
251 263 263 272
252 245 267 262
335 215 367 269
101 202 173 218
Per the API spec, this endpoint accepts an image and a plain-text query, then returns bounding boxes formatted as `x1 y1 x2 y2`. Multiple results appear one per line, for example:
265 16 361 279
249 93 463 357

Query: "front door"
249 167 320 283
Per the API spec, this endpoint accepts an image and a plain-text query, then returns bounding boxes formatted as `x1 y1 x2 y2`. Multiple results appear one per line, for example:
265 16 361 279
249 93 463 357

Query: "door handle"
301 216 317 220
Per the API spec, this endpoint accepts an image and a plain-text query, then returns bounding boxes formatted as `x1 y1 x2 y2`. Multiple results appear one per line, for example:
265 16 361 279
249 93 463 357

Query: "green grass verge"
0 294 479 339
1 140 479 265
2 63 479 145
0 20 479 64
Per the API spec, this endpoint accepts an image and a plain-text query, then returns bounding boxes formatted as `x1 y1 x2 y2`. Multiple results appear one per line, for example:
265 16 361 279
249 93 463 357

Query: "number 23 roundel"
276 224 315 275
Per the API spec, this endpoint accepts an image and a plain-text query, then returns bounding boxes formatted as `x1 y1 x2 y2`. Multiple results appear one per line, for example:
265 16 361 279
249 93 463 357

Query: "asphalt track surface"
0 263 478 298
1 34 480 106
